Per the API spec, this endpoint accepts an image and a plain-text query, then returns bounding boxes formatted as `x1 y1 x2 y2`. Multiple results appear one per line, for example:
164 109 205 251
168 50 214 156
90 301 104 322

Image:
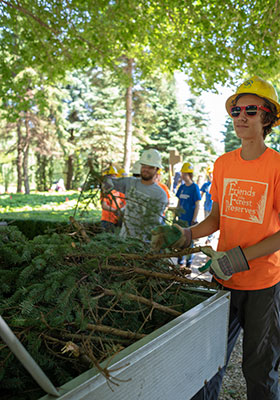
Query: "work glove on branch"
151 224 192 252
199 246 249 281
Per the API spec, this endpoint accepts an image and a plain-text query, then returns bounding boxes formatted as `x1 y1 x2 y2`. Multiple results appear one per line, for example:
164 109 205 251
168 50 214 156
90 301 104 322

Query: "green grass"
0 191 101 222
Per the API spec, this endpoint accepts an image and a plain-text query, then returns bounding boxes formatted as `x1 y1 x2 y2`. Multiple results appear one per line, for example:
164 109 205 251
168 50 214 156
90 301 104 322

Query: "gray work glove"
199 246 249 280
151 224 192 252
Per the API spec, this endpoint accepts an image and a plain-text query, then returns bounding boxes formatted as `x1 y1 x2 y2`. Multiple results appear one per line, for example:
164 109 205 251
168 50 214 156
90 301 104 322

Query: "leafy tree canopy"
1 0 280 92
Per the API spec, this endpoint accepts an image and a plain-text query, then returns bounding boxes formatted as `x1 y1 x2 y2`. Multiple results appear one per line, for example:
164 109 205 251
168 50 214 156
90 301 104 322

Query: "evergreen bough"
0 224 214 399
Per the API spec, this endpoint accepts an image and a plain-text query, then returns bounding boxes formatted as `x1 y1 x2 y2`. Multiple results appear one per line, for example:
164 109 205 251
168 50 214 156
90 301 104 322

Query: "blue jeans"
176 219 193 266
177 240 194 266
204 209 213 242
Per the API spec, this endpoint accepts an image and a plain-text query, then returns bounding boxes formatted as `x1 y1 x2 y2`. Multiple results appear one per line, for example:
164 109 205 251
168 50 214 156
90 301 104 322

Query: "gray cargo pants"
191 281 280 400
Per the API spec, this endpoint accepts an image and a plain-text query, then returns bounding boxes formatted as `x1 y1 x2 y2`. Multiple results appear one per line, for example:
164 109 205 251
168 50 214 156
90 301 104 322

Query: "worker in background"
154 168 171 223
103 149 168 240
175 162 201 267
151 76 280 400
154 168 171 205
200 165 213 245
53 178 65 192
100 166 126 232
131 160 141 177
117 168 128 178
172 162 182 193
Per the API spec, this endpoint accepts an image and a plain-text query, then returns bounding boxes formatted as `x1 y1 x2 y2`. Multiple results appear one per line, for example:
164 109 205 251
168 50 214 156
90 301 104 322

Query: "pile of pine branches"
0 223 216 399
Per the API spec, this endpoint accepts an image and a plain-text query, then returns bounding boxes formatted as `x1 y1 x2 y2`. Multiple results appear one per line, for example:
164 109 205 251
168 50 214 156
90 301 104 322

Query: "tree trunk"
66 129 74 190
42 156 48 191
16 121 23 193
23 115 30 194
66 155 74 190
36 154 48 191
123 58 134 173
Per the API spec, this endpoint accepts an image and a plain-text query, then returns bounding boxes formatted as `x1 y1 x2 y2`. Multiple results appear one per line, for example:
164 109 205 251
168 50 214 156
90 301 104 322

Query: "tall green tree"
222 118 241 153
0 67 66 192
2 0 280 173
56 68 127 188
135 75 215 169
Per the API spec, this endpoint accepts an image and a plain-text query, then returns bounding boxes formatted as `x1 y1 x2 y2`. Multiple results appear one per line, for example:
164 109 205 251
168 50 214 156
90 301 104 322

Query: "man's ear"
263 121 270 127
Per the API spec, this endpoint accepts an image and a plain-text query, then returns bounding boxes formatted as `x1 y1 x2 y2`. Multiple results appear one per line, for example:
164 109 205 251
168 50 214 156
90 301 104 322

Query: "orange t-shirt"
210 147 280 290
157 182 170 217
101 190 126 224
158 182 171 200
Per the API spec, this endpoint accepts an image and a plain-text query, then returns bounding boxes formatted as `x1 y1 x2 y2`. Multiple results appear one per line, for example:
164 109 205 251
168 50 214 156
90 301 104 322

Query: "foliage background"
0 1 279 193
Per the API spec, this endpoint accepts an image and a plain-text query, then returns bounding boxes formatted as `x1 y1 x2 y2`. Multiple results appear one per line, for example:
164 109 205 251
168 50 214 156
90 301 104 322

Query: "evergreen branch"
69 216 90 243
82 340 131 389
97 264 217 289
118 245 212 260
0 225 215 394
54 331 130 345
101 288 182 317
42 334 92 365
85 323 146 340
67 245 211 262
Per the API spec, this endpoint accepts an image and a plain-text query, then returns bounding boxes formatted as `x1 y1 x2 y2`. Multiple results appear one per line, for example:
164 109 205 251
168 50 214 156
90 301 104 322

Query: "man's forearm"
243 230 280 262
190 214 219 239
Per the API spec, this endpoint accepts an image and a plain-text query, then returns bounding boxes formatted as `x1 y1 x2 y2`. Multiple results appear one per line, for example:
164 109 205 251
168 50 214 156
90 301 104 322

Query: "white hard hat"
139 149 162 169
131 160 141 175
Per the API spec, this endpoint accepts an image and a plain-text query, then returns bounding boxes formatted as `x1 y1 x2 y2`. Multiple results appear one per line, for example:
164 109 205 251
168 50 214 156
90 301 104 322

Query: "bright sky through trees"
175 72 234 154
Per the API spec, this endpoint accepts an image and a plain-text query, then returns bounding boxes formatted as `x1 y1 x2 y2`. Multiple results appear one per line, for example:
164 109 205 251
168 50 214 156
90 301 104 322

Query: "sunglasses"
230 105 271 117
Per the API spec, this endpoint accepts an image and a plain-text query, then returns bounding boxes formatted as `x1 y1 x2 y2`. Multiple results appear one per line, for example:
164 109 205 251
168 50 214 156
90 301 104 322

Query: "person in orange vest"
154 168 170 222
101 166 126 232
154 168 170 204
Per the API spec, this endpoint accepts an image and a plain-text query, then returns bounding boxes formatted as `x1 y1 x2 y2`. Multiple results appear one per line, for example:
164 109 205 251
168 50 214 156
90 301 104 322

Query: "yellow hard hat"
206 165 213 174
181 162 194 173
225 76 280 127
103 165 118 176
117 168 128 177
157 168 162 175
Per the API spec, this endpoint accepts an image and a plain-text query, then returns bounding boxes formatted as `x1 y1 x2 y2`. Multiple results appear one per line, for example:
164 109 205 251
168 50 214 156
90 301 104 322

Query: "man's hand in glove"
199 246 249 281
151 224 192 252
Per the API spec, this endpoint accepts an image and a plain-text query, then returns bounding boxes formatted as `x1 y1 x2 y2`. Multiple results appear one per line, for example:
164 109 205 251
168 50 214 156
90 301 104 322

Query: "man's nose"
237 108 247 119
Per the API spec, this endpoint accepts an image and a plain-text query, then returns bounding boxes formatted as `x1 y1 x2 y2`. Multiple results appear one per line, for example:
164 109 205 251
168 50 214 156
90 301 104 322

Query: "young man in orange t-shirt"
151 76 280 400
